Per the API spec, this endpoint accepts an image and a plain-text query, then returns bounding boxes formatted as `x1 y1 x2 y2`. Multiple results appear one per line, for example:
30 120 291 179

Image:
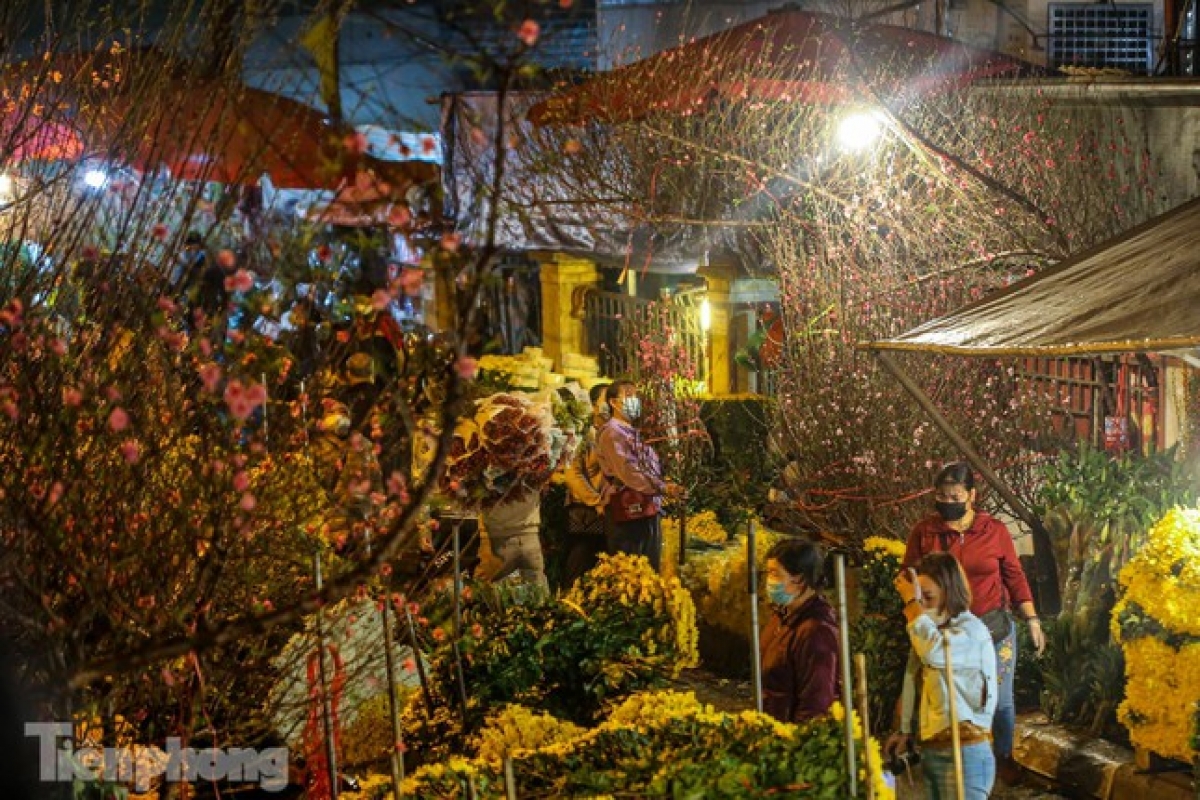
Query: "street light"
83 169 108 189
0 173 12 201
699 298 712 333
835 109 887 153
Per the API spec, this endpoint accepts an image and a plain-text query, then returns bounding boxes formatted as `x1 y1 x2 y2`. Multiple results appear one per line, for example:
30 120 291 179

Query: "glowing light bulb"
83 169 108 189
836 110 886 153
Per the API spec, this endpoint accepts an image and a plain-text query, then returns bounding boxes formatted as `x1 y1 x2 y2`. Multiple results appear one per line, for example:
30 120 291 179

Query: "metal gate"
579 287 708 383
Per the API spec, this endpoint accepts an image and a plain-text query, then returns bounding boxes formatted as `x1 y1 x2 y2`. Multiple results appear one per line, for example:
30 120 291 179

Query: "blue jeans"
922 742 996 799
993 622 1017 759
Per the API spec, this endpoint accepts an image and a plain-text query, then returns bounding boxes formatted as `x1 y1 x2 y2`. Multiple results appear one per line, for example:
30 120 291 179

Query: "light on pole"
835 109 887 153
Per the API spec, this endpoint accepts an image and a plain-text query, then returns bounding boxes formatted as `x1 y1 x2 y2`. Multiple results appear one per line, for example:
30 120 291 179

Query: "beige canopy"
863 196 1200 358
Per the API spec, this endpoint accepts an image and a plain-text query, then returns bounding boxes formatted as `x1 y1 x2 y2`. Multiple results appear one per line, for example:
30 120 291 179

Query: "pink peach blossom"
108 407 129 431
199 363 222 393
119 439 141 463
516 19 539 46
454 356 478 380
224 269 254 293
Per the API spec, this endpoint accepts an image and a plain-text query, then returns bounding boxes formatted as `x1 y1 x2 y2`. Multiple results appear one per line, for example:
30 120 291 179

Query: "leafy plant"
1037 604 1126 740
403 693 893 799
694 395 777 528
1036 444 1197 615
849 537 908 732
401 555 699 765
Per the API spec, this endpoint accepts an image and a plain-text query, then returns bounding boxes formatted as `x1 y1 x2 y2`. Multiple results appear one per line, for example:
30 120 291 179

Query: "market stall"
862 194 1200 615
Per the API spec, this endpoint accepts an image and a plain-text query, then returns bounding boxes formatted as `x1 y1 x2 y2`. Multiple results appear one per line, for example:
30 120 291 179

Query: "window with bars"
1048 3 1155 74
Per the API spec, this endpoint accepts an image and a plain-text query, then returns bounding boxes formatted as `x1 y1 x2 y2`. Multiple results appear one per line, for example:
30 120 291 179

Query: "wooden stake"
854 653 876 800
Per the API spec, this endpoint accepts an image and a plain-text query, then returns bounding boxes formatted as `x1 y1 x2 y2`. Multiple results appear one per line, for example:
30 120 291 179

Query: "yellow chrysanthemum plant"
563 552 701 679
852 536 910 732
1111 507 1200 762
398 553 700 768
679 518 780 638
401 690 895 799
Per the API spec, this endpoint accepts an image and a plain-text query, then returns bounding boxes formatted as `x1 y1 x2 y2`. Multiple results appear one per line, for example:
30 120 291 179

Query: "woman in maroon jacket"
760 539 840 723
902 462 1046 784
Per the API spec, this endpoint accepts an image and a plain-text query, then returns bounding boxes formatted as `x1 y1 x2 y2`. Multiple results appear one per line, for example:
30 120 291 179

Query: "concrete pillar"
536 252 600 369
429 253 457 333
698 260 736 396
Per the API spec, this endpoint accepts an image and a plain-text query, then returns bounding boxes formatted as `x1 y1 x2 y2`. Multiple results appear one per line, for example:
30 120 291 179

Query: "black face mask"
935 501 968 522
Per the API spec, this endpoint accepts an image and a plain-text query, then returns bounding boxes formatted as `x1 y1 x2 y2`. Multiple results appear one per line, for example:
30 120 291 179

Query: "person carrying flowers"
902 461 1045 786
888 553 999 799
441 392 575 588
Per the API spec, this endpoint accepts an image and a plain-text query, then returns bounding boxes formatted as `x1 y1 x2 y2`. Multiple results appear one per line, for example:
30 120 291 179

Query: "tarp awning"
863 196 1200 357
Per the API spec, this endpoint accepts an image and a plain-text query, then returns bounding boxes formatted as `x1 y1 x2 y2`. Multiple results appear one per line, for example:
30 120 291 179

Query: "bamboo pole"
313 552 339 799
403 604 434 717
854 653 876 800
747 520 763 713
380 599 406 798
366 531 405 799
835 554 858 798
677 504 688 568
452 519 463 638
503 757 518 799
943 633 966 800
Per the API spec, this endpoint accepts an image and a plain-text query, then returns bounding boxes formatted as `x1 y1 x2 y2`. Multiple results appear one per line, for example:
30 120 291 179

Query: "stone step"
1013 713 1195 800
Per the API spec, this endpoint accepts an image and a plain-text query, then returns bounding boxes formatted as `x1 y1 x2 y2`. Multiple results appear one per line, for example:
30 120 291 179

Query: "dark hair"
766 539 825 589
589 382 611 404
606 379 636 410
934 462 975 491
916 552 973 617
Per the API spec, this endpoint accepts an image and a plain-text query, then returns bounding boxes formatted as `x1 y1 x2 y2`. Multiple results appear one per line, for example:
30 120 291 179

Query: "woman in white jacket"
889 552 999 799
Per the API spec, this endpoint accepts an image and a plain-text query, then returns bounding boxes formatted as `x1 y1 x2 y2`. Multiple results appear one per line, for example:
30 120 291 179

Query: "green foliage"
1037 605 1126 740
848 540 907 732
402 557 698 766
1036 444 1197 614
405 700 880 799
1013 619 1044 711
1033 445 1195 738
694 395 777 527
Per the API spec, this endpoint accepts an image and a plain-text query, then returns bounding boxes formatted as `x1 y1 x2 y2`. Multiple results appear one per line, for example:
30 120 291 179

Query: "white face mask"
622 396 642 421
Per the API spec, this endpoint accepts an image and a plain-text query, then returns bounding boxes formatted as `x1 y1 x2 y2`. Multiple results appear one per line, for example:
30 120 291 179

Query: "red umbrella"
1 111 84 162
528 9 1039 125
8 49 436 194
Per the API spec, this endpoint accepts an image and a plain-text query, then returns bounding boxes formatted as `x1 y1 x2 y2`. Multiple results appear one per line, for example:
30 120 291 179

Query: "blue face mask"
766 580 796 607
622 396 642 421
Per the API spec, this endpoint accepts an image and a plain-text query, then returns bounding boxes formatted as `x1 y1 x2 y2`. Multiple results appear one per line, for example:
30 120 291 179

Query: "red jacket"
903 511 1033 617
760 593 840 724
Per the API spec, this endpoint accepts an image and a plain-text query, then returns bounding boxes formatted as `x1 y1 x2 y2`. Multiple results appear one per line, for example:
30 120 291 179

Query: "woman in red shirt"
902 462 1046 784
